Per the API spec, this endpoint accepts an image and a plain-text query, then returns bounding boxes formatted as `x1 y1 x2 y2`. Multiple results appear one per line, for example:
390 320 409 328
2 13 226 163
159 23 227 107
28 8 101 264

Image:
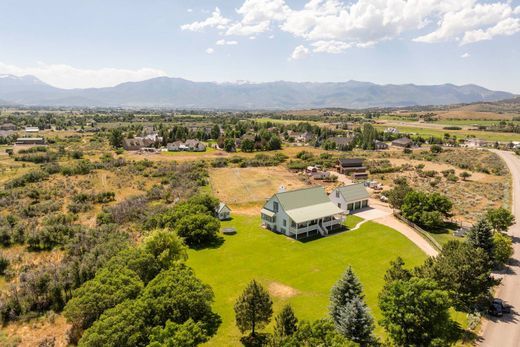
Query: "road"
480 150 520 346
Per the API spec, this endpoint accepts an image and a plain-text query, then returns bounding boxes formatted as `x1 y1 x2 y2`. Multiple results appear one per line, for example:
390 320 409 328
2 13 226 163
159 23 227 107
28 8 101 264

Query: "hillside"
0 75 515 109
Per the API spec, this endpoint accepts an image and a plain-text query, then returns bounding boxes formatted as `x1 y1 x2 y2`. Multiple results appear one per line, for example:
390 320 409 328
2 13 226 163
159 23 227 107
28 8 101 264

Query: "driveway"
352 206 439 257
479 150 520 346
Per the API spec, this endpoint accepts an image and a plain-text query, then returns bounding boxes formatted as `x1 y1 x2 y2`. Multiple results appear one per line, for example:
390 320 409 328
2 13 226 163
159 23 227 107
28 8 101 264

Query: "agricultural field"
187 215 427 346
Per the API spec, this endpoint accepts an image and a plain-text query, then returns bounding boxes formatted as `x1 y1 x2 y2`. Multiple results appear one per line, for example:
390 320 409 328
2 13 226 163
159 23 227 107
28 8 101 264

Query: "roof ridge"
274 185 323 196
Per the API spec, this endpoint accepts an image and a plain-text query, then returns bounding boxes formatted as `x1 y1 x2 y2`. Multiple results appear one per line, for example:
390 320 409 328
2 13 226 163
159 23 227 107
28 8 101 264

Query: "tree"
110 128 124 148
467 218 495 259
335 298 375 346
329 266 374 345
486 207 515 232
143 229 187 268
385 178 412 209
416 241 499 311
430 144 443 153
234 280 273 336
400 191 452 229
274 305 298 338
379 277 458 347
268 136 282 150
174 214 220 247
360 123 377 150
223 138 236 152
240 138 255 152
459 171 472 181
384 257 411 285
280 319 357 347
329 266 362 324
147 319 209 347
492 232 513 268
210 125 220 140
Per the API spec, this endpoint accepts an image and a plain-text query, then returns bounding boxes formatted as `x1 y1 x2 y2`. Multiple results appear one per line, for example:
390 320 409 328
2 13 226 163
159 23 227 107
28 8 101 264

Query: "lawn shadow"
190 235 225 250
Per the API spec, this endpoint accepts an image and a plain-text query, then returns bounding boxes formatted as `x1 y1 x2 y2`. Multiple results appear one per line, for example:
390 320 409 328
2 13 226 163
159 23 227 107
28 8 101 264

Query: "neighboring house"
374 140 388 150
329 136 355 149
330 183 370 214
24 126 39 133
464 138 487 148
0 123 16 131
261 186 344 239
167 139 206 152
336 158 366 174
0 130 15 138
123 137 155 151
216 202 231 220
310 171 330 180
15 137 45 145
384 127 399 134
290 131 313 143
391 137 413 148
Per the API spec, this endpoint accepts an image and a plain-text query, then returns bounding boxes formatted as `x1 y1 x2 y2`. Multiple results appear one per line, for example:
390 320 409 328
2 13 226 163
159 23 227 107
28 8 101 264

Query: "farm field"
187 214 427 346
374 123 520 142
209 166 309 210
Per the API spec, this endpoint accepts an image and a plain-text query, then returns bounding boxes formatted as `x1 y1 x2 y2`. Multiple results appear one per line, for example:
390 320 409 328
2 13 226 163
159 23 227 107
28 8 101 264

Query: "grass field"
209 167 309 209
374 124 520 142
187 214 427 346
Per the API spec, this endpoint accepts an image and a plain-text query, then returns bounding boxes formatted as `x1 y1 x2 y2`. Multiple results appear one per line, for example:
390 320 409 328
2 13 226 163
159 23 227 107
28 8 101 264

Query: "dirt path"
479 150 520 346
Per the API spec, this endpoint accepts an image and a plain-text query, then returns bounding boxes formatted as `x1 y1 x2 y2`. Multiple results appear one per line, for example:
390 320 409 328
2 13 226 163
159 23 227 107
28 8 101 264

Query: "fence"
393 211 442 253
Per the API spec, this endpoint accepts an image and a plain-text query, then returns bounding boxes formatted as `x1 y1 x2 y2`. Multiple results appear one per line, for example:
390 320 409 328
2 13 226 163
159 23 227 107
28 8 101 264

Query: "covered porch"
286 202 345 239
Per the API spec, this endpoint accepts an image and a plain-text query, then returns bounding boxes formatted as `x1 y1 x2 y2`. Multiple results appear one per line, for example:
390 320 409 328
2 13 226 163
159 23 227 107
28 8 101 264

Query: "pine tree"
234 280 273 336
330 266 375 345
274 304 298 338
330 266 363 323
467 218 494 258
336 298 375 346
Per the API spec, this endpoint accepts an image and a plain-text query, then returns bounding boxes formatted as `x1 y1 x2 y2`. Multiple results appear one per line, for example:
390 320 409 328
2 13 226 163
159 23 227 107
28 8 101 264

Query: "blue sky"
1 0 519 93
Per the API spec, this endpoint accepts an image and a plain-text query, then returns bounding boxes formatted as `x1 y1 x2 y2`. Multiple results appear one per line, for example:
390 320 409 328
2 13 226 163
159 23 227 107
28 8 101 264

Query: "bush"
175 214 221 247
493 232 513 268
0 253 9 275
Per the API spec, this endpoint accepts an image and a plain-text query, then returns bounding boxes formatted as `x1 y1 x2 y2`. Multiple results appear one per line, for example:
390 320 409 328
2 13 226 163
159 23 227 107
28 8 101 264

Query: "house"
329 136 355 149
261 186 345 239
374 140 388 150
24 126 39 133
216 202 231 220
290 131 313 143
0 130 15 138
464 138 487 148
167 139 206 152
330 183 370 214
336 158 366 174
310 171 330 180
391 137 413 148
15 137 45 145
384 127 399 134
0 123 16 131
123 137 155 151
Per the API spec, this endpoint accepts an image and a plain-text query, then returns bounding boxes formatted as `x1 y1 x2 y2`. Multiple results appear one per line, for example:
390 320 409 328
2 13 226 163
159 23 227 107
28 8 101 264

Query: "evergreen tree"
336 298 375 346
234 280 273 336
467 218 495 258
330 266 363 324
384 257 411 285
274 304 298 338
330 266 375 345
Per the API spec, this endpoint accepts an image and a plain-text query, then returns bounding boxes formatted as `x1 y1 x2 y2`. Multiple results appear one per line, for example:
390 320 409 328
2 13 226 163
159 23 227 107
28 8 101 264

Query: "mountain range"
0 74 515 109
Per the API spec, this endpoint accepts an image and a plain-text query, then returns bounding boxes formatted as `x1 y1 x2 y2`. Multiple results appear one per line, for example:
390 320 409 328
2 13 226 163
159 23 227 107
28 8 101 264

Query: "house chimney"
278 185 286 193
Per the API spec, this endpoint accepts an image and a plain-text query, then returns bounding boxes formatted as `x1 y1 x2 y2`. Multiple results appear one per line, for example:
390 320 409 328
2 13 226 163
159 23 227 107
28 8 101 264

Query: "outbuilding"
329 183 370 213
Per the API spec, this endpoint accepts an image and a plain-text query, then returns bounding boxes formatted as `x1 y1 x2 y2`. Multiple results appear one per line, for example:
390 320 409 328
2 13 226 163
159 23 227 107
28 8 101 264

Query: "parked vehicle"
489 299 512 317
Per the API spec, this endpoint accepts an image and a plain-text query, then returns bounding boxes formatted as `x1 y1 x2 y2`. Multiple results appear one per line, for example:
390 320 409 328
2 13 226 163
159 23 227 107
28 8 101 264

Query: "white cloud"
311 40 351 54
205 48 215 54
461 52 470 58
0 62 166 89
187 8 193 13
289 45 310 60
183 1 520 54
181 7 230 32
216 39 238 45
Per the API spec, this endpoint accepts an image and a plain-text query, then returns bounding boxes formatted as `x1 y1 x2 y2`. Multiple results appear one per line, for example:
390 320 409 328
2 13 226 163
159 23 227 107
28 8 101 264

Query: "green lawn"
374 124 520 142
187 214 427 346
345 214 364 229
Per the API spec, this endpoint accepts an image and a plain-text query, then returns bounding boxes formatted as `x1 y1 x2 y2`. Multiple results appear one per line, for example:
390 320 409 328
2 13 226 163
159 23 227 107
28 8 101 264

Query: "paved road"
480 150 520 346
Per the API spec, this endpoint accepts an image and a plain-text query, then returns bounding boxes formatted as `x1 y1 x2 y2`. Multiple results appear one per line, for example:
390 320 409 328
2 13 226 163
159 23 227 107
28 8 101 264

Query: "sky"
1 0 519 93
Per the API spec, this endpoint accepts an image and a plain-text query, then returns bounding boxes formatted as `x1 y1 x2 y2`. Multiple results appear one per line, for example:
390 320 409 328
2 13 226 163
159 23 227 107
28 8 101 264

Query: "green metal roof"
286 203 343 224
336 183 369 202
275 186 331 211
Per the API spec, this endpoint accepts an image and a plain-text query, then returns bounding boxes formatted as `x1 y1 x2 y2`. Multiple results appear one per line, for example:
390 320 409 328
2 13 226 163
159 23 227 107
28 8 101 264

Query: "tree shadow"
190 235 225 250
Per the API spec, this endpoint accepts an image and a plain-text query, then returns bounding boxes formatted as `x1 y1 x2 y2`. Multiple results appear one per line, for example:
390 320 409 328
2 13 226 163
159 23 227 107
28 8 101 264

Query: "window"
283 219 287 227
335 190 340 198
338 203 341 208
273 201 279 212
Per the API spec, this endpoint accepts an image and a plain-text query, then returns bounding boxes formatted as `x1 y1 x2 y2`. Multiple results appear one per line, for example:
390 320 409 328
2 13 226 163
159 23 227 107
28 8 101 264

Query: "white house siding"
261 196 292 235
329 189 369 214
